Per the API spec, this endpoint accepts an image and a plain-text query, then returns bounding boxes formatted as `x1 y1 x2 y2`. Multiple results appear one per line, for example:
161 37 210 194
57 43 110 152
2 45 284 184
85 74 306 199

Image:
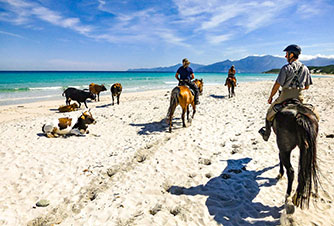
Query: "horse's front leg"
187 105 190 121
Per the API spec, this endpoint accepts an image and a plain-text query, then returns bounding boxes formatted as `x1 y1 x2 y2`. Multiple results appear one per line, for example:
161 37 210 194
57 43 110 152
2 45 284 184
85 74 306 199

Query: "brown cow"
58 103 79 112
110 83 122 105
89 83 107 101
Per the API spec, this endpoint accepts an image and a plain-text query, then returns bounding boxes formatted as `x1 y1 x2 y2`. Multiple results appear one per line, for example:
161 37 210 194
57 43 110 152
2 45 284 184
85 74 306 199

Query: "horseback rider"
225 65 236 86
175 58 200 105
259 44 313 141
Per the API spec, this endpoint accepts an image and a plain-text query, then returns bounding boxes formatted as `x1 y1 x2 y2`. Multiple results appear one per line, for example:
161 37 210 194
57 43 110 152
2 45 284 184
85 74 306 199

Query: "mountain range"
128 55 334 73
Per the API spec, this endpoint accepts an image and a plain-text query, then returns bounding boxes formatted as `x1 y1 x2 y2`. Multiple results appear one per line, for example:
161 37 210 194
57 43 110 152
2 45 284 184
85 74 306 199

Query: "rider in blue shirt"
175 58 200 104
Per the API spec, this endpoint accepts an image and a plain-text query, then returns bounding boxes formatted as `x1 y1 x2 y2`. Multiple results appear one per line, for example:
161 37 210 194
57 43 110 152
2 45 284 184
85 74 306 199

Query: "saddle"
274 98 319 121
178 80 195 96
227 77 237 86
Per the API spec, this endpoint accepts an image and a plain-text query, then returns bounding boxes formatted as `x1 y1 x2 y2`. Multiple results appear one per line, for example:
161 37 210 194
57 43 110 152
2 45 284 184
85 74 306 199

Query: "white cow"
42 111 96 138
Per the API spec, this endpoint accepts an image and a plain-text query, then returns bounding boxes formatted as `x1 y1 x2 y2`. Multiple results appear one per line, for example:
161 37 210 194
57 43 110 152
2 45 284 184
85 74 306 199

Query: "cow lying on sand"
111 83 122 105
42 111 96 138
89 83 107 101
62 87 95 108
58 103 79 112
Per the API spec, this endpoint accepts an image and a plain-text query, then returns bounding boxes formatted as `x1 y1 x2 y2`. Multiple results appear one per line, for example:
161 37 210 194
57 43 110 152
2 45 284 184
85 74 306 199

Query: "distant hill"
127 63 205 72
262 69 280 74
263 65 334 74
128 55 334 73
196 55 286 73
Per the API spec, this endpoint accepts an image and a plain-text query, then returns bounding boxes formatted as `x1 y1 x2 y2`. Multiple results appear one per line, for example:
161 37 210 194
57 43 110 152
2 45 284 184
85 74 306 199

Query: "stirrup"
258 127 269 141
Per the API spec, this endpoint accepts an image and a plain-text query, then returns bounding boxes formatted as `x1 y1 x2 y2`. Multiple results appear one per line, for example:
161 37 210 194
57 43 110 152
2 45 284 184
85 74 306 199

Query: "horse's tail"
294 109 319 208
167 87 180 120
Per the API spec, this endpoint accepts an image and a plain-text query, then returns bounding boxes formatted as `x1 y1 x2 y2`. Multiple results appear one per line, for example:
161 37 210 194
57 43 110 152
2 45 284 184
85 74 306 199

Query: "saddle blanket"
273 98 319 121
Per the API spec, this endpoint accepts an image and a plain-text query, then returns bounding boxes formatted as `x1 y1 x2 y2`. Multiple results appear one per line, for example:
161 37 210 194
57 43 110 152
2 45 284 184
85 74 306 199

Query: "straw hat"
182 58 190 67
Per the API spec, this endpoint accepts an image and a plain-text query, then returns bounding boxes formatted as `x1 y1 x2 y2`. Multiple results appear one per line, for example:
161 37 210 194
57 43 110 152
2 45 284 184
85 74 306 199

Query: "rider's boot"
258 119 271 141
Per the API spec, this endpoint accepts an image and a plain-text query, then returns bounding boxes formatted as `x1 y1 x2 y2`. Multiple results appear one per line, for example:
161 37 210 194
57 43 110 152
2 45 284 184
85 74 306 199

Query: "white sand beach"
0 77 333 226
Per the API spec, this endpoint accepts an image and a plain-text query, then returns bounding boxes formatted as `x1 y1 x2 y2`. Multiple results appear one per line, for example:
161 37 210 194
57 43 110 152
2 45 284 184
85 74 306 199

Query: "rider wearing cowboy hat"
259 44 313 141
175 58 200 105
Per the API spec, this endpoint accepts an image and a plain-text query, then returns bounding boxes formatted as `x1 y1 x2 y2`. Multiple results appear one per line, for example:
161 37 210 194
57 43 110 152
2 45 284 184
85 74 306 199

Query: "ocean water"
0 71 277 106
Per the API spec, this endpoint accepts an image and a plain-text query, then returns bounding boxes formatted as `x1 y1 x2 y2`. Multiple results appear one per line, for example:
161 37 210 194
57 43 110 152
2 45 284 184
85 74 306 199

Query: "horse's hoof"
285 203 295 214
276 173 283 180
285 196 295 214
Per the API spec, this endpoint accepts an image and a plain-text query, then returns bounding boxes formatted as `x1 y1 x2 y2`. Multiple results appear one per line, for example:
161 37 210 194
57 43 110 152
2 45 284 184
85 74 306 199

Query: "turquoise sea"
0 71 278 106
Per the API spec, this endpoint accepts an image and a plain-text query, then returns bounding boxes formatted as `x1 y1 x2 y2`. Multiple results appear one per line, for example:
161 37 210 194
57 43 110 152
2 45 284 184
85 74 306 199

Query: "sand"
0 77 333 226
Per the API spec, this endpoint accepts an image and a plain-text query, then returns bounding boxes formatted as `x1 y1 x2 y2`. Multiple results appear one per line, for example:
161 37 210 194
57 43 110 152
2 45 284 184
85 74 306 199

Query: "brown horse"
226 77 236 98
273 102 319 213
166 79 203 132
193 79 204 95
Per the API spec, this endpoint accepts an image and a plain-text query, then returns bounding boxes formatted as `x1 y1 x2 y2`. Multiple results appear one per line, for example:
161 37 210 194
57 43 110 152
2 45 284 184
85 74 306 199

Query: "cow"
62 87 96 108
89 83 107 101
110 83 122 105
42 111 96 138
58 103 79 112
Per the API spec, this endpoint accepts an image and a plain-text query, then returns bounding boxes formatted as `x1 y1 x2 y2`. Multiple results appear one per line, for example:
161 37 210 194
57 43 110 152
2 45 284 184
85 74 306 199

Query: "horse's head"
194 79 203 95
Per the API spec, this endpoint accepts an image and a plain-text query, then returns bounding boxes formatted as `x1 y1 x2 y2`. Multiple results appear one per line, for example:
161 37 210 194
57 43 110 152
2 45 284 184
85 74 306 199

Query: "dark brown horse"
166 79 203 132
226 77 236 98
273 103 319 213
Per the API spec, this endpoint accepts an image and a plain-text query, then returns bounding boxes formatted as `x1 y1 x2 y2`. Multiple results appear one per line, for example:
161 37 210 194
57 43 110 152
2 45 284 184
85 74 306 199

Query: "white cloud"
31 6 93 34
174 0 294 33
0 30 24 39
207 33 233 44
0 0 93 35
296 0 331 18
300 54 334 60
155 30 188 46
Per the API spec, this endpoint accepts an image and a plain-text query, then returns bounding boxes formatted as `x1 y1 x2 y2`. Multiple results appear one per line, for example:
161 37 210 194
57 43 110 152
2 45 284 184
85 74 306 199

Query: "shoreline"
0 78 333 225
0 72 279 107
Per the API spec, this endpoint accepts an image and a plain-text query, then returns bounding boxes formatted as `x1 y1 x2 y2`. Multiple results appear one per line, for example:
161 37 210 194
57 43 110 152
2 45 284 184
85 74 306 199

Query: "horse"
273 102 319 213
193 79 204 95
226 77 236 98
166 79 203 133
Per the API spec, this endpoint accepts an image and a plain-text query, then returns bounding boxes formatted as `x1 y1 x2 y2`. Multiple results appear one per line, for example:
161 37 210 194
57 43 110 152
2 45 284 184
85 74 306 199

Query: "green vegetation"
308 65 334 74
263 65 334 74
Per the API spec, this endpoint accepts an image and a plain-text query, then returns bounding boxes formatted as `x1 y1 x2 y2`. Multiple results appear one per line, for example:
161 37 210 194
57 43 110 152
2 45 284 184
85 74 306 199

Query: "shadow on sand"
130 118 172 135
96 103 113 108
169 157 283 225
210 94 227 99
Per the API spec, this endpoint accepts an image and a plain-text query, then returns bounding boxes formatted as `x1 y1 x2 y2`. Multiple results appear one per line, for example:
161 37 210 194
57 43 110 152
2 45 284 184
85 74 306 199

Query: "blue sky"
0 0 333 70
